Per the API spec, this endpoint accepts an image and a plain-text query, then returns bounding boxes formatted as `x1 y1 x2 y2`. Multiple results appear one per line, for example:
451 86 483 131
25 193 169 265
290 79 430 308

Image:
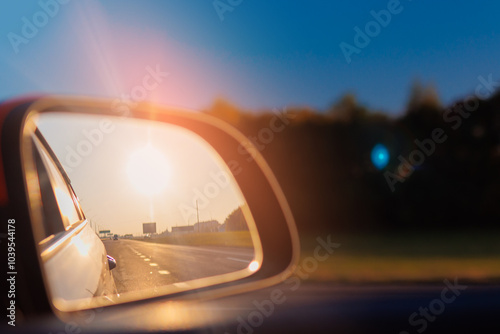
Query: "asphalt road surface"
102 239 254 294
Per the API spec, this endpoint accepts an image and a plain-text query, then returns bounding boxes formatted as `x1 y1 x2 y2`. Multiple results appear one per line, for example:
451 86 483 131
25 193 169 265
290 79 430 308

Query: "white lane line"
158 270 170 275
144 258 150 262
140 255 146 258
149 263 158 267
227 257 250 263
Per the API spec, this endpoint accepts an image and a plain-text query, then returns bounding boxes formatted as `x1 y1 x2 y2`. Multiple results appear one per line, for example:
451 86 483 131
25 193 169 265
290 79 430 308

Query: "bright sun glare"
126 145 172 196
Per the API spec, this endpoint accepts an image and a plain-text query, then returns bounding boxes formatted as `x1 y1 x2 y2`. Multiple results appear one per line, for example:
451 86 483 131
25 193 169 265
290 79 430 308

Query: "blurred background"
1 0 500 283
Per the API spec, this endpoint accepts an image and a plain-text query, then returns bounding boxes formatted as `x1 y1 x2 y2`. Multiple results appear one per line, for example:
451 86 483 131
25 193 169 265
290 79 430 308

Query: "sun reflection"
248 260 260 272
54 187 77 224
126 144 172 196
73 236 91 257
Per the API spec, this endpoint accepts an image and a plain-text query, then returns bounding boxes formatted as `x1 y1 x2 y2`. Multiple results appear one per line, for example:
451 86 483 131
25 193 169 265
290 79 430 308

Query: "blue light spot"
371 144 389 170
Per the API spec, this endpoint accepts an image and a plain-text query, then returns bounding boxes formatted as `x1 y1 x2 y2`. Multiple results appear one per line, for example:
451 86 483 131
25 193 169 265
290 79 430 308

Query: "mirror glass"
23 111 260 310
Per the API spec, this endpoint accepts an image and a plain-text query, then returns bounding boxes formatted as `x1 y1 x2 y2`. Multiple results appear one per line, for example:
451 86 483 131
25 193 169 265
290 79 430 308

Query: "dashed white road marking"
144 258 150 262
140 255 146 258
149 263 158 267
158 270 170 275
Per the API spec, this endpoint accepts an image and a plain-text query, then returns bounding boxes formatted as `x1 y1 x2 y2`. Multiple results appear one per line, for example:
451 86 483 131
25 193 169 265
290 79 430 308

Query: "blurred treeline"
204 84 500 234
223 207 249 231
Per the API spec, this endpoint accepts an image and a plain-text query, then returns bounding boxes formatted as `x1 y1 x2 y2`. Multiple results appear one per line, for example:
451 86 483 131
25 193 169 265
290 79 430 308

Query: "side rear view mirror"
0 96 299 321
107 255 116 271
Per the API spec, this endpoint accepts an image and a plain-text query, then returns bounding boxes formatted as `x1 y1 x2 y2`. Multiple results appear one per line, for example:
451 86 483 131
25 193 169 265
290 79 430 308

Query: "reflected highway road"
103 239 254 294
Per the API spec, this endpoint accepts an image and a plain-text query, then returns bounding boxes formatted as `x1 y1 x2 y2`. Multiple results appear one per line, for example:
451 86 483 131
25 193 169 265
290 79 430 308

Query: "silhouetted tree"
328 93 368 122
406 80 442 112
224 207 249 231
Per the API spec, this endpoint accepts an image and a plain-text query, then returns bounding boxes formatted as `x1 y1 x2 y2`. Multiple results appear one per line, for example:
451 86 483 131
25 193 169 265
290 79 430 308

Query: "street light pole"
196 200 200 232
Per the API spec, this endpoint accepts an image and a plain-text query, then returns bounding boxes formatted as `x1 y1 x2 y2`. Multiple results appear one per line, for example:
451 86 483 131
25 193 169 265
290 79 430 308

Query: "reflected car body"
30 127 117 306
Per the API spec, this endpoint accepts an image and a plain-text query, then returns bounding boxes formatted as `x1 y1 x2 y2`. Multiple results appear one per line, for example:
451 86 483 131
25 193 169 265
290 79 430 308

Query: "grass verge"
138 231 253 248
299 230 500 283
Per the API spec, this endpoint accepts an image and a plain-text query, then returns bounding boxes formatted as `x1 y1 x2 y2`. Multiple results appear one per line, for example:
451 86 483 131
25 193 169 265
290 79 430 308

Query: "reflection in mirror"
24 112 260 310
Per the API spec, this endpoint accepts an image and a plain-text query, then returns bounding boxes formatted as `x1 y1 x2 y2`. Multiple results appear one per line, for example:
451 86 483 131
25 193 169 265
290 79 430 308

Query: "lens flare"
248 260 260 272
371 144 389 170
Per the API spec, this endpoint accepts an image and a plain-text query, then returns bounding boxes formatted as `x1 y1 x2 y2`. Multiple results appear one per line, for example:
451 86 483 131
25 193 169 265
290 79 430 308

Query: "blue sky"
1 0 500 115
